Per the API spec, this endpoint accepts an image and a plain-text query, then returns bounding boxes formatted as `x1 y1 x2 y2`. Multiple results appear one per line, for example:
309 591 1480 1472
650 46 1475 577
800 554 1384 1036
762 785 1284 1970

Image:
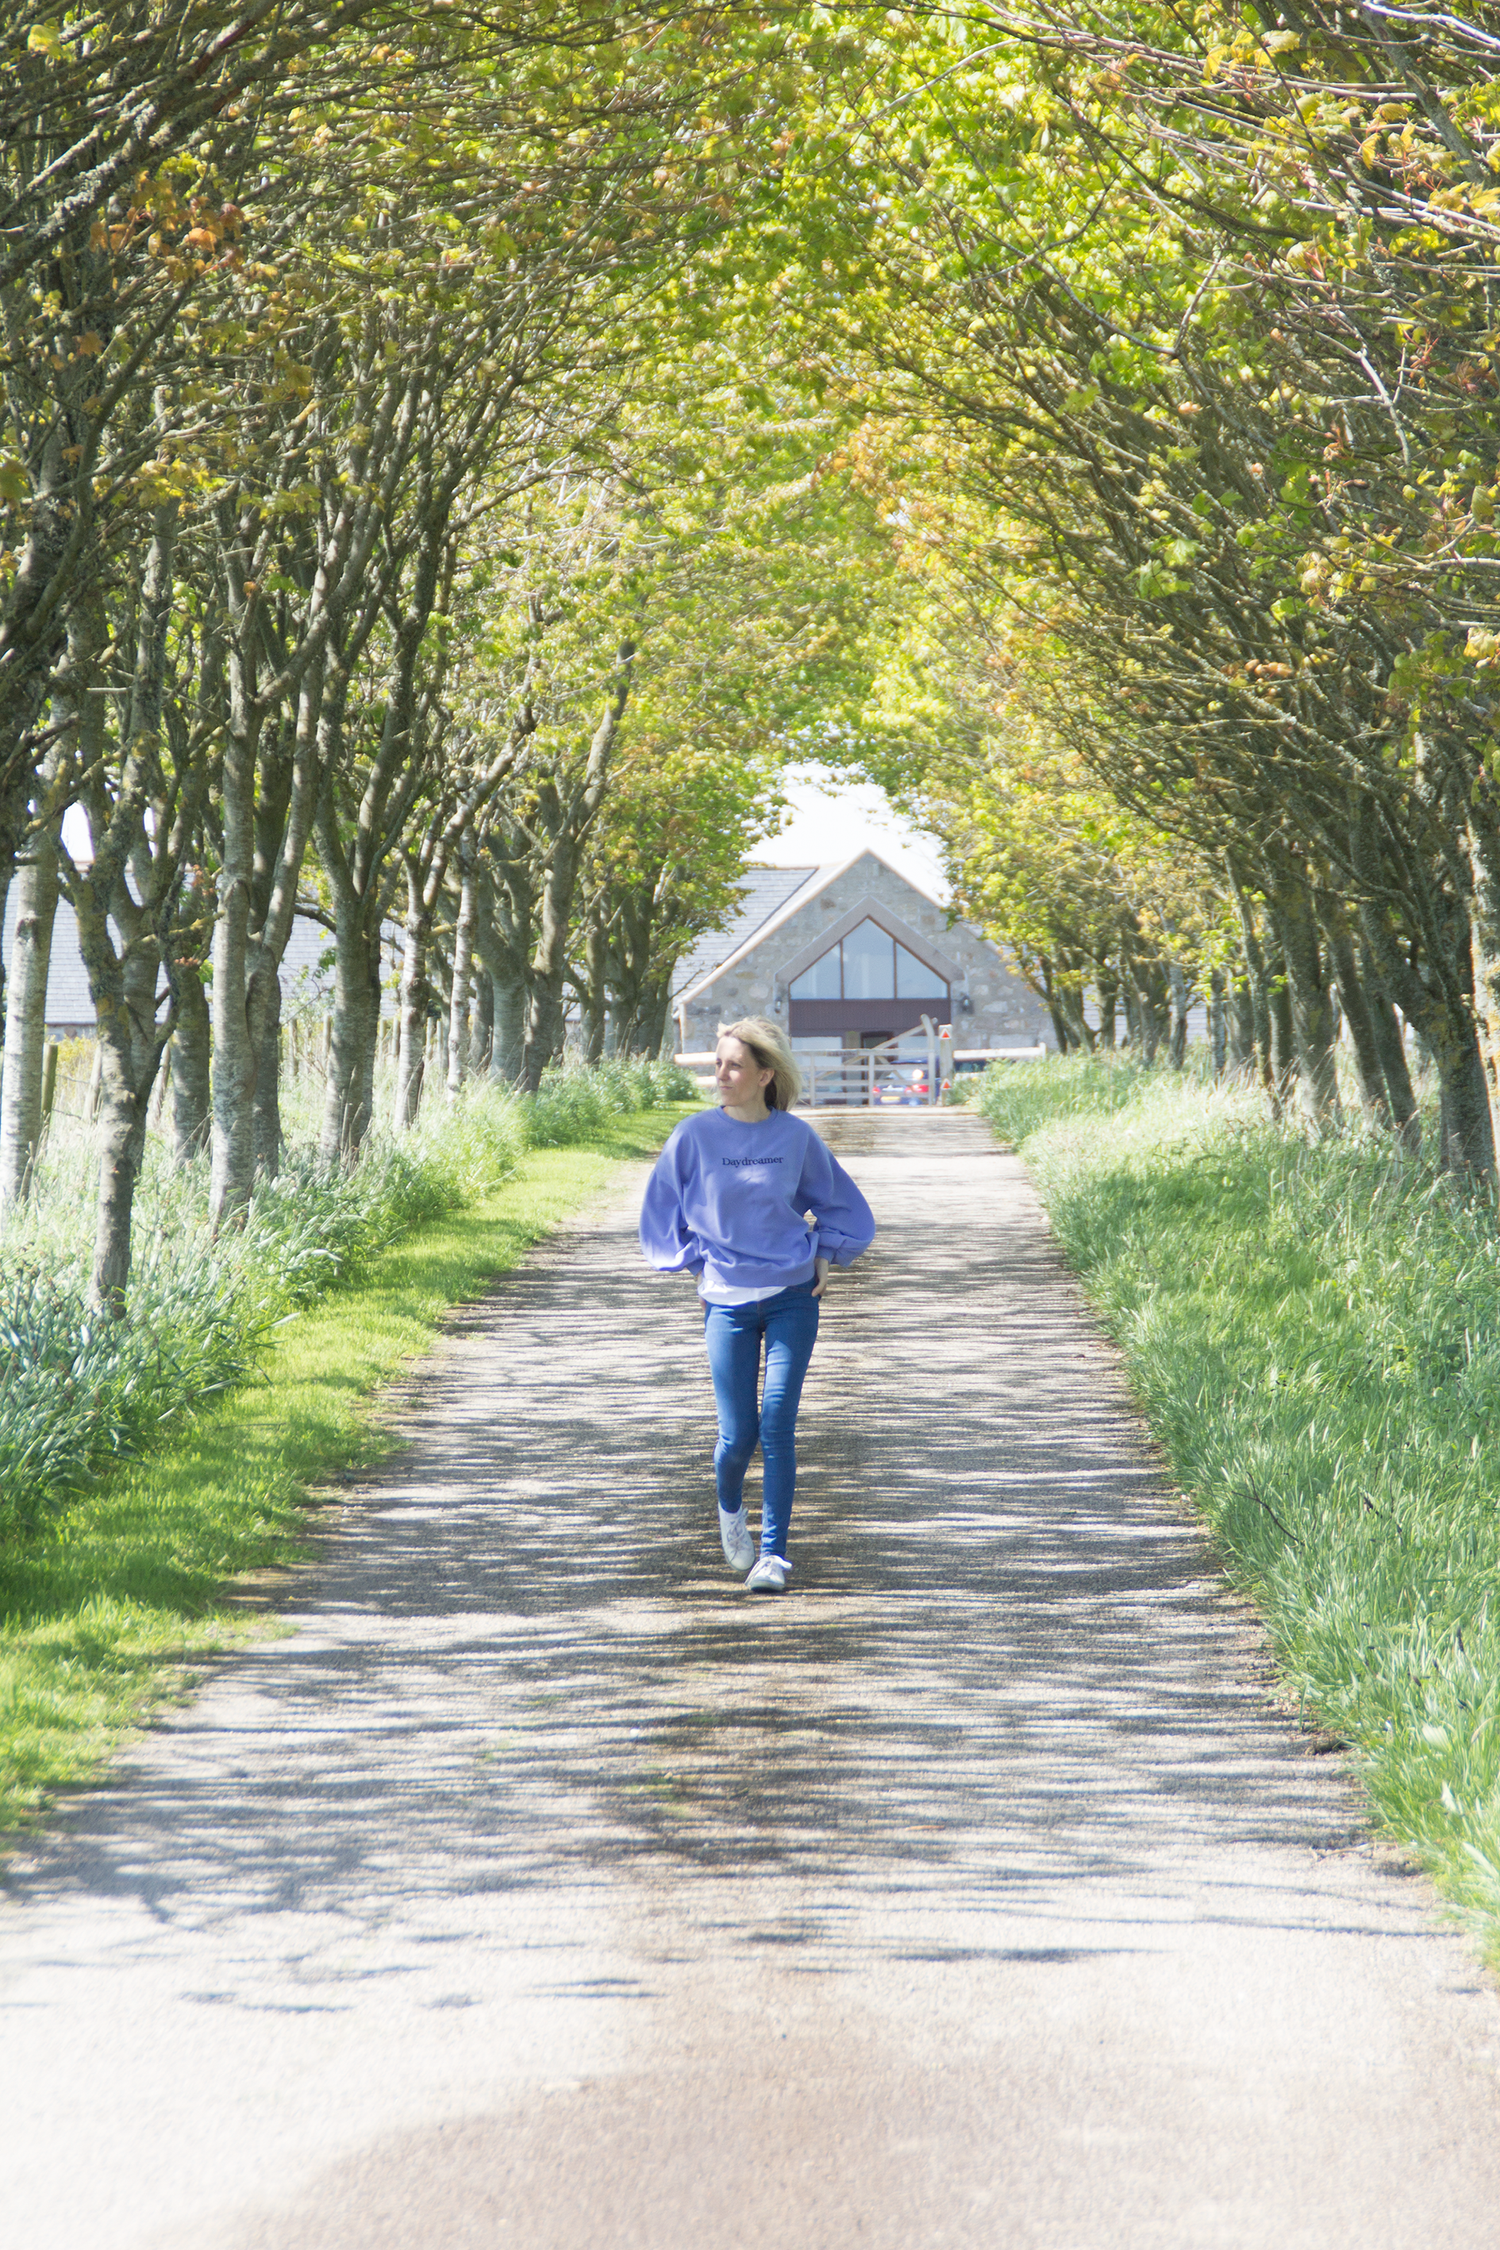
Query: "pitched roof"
669 866 819 1000
0 894 400 1027
677 850 946 1005
1 890 94 1026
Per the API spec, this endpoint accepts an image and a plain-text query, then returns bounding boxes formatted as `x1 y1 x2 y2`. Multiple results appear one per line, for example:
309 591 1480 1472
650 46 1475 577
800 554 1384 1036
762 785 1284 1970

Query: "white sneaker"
719 1506 755 1574
745 1553 791 1594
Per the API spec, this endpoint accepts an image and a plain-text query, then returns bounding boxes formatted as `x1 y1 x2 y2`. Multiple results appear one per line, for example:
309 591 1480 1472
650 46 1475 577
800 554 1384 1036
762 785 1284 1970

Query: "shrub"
525 1054 693 1146
983 1052 1500 1963
0 1064 690 1535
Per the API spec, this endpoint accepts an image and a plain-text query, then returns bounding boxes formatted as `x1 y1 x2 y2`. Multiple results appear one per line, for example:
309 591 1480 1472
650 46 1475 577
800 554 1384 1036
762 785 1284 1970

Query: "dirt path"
4 1109 1500 2250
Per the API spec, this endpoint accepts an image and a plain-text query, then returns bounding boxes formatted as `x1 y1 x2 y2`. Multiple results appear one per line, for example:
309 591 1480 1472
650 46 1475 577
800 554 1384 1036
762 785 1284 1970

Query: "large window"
789 919 949 1004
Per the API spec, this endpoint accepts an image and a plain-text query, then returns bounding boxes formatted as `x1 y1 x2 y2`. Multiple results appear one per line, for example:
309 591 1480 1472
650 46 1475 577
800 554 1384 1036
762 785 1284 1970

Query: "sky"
754 766 951 905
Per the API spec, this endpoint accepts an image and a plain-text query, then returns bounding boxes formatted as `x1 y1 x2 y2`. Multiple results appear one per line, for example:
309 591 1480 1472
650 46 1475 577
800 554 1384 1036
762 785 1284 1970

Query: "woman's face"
715 1036 773 1110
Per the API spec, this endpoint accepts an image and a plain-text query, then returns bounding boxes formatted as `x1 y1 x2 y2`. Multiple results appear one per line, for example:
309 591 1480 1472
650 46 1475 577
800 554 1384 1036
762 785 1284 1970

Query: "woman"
639 1016 876 1592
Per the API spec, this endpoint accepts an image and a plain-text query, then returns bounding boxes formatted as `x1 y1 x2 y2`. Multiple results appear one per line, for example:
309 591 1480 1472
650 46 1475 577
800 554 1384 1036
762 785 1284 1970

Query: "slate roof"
669 866 819 1001
0 893 399 1029
3 855 862 1032
676 851 898 1004
1 891 94 1028
276 915 401 1018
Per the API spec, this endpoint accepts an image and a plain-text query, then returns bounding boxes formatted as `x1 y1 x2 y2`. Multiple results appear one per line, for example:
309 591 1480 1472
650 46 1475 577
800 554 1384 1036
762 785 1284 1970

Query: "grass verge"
969 1056 1500 1967
2 1056 690 1531
0 1111 687 1834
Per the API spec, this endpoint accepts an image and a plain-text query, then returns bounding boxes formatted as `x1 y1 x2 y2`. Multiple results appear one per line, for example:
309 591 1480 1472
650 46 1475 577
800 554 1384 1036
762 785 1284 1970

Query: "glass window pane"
841 918 895 999
790 945 841 1000
896 943 949 1001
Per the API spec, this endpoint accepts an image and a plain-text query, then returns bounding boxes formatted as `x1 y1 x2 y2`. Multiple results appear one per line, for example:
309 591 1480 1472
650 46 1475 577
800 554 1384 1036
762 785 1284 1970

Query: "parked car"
875 1064 929 1106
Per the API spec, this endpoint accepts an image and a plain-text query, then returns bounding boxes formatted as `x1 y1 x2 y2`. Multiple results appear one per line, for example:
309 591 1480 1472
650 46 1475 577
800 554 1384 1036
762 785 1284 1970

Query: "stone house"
673 851 1053 1061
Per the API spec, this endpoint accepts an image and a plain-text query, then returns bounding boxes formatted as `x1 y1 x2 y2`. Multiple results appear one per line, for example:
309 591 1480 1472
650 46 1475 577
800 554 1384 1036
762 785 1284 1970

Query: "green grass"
0 1111 688 1833
971 1054 1500 1965
1 1055 692 1531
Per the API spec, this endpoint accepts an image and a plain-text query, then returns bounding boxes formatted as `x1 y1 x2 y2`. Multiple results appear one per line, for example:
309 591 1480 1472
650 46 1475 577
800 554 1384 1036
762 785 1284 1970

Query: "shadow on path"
5 1113 1499 2250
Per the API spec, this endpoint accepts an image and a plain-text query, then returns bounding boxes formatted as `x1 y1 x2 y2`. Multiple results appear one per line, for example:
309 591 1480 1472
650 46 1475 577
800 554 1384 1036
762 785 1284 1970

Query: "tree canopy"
5 0 1500 1305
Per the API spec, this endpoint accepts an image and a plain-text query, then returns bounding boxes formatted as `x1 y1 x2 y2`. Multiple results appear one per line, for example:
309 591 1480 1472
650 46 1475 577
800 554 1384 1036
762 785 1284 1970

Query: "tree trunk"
580 912 608 1065
0 857 11 1026
446 853 476 1100
84 922 171 1315
488 969 527 1086
1042 970 1074 1053
1225 977 1256 1074
1362 925 1487 1178
488 972 528 1082
1465 807 1500 1175
1054 966 1096 1051
356 941 384 1151
634 980 672 1060
1264 865 1341 1132
1440 1033 1495 1180
208 621 325 1223
92 1067 152 1315
1120 968 1140 1053
521 644 634 1094
320 910 380 1165
252 968 283 1180
523 979 568 1090
1248 952 1276 1098
395 868 430 1128
49 589 177 1304
1264 947 1296 1110
0 809 61 1211
1167 961 1190 1071
1359 938 1420 1153
171 967 212 1165
1352 802 1485 1175
1209 967 1229 1080
1225 865 1279 1110
1318 894 1387 1127
208 708 263 1225
1126 954 1167 1065
472 969 494 1075
472 859 530 1089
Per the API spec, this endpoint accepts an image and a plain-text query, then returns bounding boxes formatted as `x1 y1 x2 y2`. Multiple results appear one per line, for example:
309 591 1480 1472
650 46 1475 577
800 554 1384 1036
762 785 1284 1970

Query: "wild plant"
974 1053 1500 1962
0 1063 690 1536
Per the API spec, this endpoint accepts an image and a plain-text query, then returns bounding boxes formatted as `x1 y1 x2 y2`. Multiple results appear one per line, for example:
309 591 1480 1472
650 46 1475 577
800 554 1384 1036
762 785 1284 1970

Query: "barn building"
671 852 1052 1068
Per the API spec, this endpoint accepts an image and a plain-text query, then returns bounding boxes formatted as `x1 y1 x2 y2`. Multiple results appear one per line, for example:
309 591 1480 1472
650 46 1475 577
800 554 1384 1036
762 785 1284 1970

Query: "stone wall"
679 853 1053 1052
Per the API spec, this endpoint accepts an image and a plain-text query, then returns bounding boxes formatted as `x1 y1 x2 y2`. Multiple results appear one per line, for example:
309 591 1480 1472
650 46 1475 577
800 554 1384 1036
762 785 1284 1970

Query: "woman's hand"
811 1255 831 1299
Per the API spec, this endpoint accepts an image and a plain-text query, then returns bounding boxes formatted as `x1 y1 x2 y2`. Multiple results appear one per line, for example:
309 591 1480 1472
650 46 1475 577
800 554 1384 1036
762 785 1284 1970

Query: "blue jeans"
702 1283 820 1558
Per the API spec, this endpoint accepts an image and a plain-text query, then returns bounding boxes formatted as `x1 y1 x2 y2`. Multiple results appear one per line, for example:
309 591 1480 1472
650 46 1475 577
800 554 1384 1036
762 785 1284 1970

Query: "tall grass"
973 1053 1500 1964
0 1056 693 1533
0 1118 686 1832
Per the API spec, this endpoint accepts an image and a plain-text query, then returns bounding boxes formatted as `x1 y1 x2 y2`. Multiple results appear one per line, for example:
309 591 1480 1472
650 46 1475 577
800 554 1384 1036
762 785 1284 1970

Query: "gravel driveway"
4 1108 1499 2249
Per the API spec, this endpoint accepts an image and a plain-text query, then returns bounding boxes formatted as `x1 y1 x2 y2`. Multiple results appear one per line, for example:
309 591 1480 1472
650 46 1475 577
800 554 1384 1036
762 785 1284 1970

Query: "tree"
766 5 1500 1161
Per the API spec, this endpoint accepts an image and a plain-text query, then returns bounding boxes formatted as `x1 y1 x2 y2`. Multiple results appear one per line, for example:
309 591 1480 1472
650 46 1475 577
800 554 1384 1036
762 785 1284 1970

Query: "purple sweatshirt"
639 1107 876 1295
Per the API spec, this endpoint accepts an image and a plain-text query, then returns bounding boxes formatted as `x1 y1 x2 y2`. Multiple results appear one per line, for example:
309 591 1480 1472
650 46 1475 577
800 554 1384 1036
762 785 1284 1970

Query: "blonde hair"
717 1016 802 1113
